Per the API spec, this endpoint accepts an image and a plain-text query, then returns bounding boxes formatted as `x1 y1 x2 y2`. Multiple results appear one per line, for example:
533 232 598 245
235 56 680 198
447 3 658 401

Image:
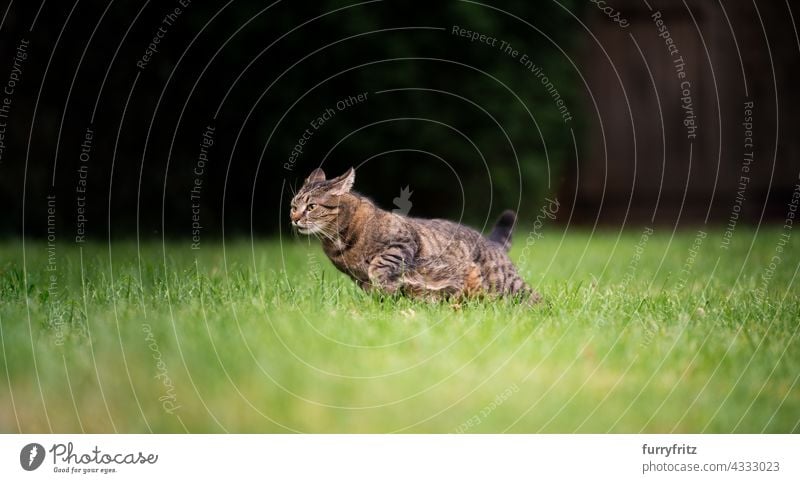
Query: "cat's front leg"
367 246 411 294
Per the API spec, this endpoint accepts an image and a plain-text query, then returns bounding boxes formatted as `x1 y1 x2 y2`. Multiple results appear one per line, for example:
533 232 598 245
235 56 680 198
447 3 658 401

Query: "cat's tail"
487 209 516 252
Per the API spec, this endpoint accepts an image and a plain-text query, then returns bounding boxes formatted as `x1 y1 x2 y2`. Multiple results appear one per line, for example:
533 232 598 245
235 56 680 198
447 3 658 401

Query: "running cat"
290 167 540 303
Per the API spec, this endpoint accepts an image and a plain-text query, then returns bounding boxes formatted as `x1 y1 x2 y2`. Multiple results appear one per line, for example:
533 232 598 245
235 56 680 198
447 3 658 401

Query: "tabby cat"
290 167 540 303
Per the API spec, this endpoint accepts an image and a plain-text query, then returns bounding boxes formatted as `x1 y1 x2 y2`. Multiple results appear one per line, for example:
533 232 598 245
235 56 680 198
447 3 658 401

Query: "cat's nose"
290 210 302 222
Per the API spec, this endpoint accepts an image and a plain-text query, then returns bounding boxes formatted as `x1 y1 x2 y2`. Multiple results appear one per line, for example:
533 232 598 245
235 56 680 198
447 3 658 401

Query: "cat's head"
290 167 355 235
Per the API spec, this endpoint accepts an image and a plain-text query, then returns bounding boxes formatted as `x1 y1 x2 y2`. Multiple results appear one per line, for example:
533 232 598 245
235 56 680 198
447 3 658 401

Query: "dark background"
0 0 797 240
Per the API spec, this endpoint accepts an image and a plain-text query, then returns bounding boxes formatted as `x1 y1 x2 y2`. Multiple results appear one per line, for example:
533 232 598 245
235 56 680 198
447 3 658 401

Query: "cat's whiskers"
316 225 348 250
314 225 337 243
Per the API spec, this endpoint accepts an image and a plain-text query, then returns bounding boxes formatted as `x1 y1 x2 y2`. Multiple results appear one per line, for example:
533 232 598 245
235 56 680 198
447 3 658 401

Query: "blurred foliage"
1 0 586 237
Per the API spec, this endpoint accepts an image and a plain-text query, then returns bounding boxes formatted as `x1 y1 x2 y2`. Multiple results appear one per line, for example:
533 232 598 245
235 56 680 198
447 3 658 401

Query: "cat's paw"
357 279 375 292
525 291 552 310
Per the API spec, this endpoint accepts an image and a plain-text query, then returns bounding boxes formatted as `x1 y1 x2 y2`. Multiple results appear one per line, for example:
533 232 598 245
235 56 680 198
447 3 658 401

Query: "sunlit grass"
1 227 798 433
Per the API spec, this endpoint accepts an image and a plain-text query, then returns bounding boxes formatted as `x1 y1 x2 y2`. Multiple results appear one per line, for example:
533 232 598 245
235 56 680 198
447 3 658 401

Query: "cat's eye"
307 203 317 211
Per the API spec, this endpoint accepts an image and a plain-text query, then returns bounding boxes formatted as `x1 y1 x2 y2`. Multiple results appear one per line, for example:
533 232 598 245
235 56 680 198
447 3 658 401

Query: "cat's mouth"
296 224 322 235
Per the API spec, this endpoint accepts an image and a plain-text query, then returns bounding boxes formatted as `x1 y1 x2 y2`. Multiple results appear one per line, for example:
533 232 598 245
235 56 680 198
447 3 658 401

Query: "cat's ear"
304 168 326 185
327 167 355 195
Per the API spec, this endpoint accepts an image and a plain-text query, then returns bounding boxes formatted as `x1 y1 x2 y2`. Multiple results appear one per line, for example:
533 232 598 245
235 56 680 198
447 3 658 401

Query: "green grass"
0 227 798 433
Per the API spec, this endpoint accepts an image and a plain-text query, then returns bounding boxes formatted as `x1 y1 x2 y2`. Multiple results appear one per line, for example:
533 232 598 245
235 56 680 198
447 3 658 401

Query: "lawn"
0 227 798 433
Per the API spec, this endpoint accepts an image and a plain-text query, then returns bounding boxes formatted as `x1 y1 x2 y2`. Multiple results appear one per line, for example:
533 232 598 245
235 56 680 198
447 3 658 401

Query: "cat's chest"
322 239 371 280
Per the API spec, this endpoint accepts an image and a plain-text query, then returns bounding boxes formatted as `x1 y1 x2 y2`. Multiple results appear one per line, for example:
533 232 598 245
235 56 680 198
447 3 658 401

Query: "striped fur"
290 167 540 303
